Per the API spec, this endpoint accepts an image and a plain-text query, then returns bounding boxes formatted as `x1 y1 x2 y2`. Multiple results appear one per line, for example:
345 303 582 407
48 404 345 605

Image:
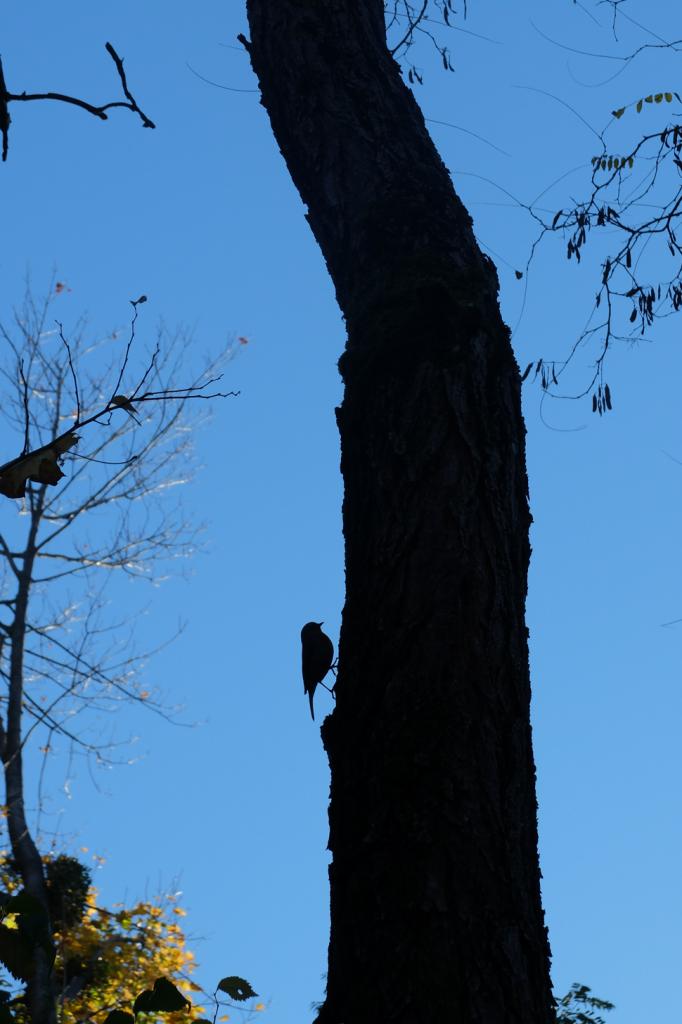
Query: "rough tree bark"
243 4 554 1021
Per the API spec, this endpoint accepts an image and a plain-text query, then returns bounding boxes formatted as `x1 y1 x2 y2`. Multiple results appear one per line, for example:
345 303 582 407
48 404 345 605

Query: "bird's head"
301 621 323 638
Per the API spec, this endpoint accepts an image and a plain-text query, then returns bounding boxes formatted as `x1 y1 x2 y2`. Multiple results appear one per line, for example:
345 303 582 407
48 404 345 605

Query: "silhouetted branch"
516 8 682 417
0 42 154 162
56 320 81 425
389 1 429 57
385 0 460 75
18 360 30 455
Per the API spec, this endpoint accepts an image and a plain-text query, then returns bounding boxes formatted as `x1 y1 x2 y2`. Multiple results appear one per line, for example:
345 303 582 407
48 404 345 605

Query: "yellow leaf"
255 1003 265 1011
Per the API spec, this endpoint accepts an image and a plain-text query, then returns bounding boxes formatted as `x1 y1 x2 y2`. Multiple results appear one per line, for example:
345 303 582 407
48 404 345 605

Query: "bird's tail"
308 690 315 720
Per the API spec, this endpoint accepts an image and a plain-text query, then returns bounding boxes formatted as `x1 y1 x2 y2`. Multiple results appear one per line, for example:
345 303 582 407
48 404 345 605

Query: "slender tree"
0 286 234 1023
241 5 553 1022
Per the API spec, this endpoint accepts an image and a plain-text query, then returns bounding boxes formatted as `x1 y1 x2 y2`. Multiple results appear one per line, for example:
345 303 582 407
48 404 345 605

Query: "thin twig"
103 42 155 128
390 0 429 56
18 359 30 454
56 320 81 425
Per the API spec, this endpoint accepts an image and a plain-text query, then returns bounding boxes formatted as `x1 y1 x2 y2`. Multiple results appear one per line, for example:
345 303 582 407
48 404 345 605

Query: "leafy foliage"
612 91 680 120
0 850 262 1022
556 983 615 1024
0 854 196 1021
45 856 91 931
49 889 199 1022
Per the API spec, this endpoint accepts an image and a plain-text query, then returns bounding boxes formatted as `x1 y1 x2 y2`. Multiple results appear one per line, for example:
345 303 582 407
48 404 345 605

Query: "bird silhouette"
111 394 142 425
301 621 334 720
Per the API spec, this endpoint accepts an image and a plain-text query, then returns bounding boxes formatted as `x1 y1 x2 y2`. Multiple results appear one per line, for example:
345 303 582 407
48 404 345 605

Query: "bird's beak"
318 621 324 626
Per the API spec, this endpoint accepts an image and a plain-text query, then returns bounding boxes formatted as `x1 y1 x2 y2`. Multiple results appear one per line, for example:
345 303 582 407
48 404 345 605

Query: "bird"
301 621 334 720
111 394 142 425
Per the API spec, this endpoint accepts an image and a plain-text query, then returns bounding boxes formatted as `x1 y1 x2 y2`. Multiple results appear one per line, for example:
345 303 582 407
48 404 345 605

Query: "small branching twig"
386 0 459 79
0 42 154 162
518 87 682 416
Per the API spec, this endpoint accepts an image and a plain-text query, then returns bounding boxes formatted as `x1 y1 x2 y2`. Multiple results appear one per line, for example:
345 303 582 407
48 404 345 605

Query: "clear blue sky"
2 2 680 1021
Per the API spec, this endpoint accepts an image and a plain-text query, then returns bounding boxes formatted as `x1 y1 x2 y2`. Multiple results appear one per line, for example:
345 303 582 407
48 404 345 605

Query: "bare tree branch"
0 42 154 162
0 301 238 501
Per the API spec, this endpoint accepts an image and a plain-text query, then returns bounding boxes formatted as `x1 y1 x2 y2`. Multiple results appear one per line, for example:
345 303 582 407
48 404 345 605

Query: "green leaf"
644 95 653 103
611 107 625 119
636 99 643 113
628 157 634 168
665 92 673 102
654 93 663 102
133 977 190 1015
103 1013 134 1024
218 976 258 1002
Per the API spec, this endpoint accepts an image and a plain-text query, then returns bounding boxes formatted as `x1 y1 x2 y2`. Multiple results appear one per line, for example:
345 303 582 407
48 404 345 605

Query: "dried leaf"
0 433 79 500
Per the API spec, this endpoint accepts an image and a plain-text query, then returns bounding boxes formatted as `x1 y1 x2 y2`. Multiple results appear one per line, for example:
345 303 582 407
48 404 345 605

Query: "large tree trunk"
243 4 554 1021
